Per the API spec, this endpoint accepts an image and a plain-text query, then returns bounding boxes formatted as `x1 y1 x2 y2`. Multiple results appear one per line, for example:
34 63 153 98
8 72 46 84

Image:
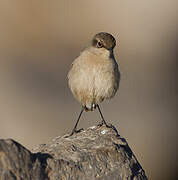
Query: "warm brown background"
0 1 177 179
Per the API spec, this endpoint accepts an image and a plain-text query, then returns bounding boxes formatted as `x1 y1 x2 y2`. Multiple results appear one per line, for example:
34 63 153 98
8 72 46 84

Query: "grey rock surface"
0 125 148 180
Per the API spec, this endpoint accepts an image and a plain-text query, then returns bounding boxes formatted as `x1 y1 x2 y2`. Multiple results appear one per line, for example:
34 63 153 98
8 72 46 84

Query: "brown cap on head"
92 32 116 50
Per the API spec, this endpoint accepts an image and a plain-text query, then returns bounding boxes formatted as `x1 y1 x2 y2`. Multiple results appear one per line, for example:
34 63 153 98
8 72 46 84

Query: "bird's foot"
97 121 104 127
97 121 112 128
97 122 120 137
65 128 84 138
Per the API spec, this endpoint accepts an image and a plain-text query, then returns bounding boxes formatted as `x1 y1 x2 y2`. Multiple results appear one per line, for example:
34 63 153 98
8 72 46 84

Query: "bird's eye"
97 41 103 48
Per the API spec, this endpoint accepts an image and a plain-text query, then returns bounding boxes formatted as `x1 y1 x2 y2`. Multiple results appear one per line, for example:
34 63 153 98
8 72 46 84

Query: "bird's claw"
97 122 104 127
97 122 120 136
97 121 112 128
65 128 84 138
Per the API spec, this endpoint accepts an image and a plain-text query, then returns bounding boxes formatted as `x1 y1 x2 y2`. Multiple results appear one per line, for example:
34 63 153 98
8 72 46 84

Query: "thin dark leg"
96 105 118 134
96 104 109 126
69 108 84 136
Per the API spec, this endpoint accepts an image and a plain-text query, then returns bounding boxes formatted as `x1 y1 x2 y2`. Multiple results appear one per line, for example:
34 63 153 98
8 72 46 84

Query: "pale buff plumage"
68 33 120 111
67 32 120 136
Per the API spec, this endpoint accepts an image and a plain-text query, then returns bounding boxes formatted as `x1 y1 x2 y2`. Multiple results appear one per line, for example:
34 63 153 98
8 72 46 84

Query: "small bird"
68 32 120 136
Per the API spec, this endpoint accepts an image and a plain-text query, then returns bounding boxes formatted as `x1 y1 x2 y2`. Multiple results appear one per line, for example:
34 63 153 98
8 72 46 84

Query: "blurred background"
0 0 177 179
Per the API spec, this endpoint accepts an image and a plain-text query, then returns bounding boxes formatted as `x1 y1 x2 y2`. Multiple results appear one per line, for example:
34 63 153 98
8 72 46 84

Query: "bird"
68 32 120 136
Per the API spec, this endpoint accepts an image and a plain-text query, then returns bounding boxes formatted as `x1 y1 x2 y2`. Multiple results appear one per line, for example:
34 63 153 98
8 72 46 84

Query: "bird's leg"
96 105 120 136
97 104 112 128
67 108 84 137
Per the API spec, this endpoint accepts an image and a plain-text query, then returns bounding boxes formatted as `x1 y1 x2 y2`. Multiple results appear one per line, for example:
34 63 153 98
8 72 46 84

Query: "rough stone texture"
0 139 47 180
0 125 148 180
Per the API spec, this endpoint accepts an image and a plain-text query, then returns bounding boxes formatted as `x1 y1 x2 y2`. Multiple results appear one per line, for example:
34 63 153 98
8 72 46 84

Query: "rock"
0 125 148 180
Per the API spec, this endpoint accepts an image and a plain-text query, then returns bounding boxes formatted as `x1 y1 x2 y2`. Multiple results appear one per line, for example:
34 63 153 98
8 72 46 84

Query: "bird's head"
92 32 116 51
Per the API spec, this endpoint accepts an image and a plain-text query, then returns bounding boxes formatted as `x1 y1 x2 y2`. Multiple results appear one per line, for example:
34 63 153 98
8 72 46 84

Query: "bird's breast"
68 51 120 106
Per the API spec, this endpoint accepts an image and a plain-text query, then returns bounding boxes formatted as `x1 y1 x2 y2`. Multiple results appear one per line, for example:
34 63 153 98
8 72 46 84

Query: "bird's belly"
93 70 117 102
70 68 118 108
